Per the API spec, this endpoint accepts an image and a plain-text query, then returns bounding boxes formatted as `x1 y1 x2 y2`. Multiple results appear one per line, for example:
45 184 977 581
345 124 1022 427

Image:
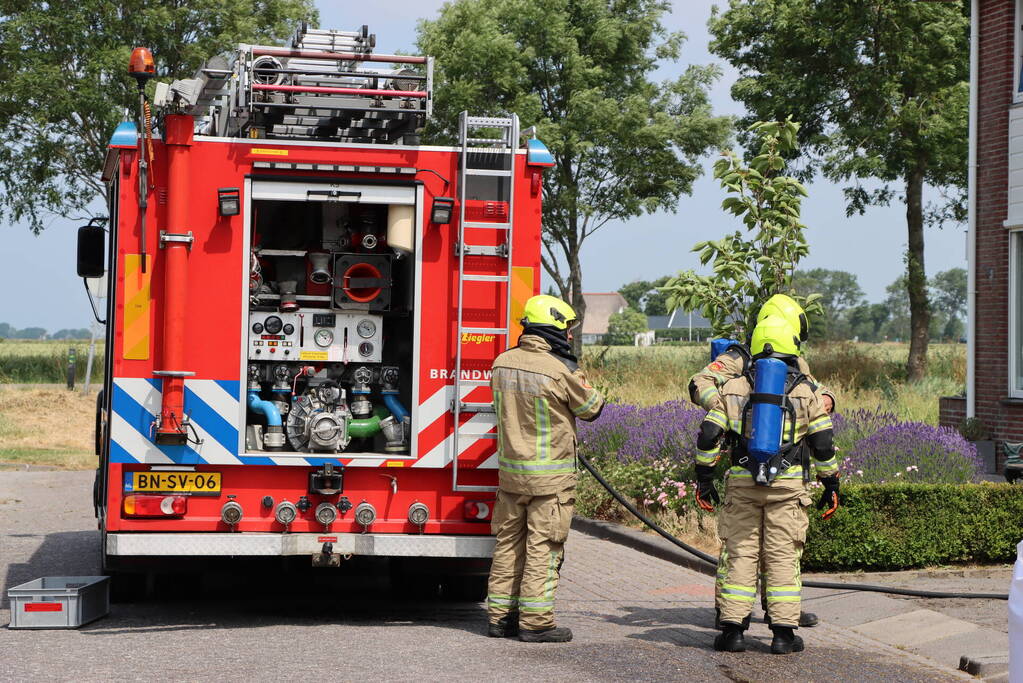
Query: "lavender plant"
840 422 982 484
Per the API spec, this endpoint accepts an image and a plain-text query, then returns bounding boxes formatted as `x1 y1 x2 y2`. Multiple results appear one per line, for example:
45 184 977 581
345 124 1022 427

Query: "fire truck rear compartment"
244 183 417 458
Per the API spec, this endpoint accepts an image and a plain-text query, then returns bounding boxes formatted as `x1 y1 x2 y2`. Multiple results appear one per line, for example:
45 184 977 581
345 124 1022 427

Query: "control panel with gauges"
247 310 383 363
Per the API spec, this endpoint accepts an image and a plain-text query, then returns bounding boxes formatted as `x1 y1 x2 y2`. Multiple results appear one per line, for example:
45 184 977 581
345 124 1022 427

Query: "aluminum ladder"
452 111 519 492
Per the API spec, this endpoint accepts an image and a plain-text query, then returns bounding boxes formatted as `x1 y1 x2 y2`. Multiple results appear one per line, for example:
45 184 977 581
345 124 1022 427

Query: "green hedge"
804 483 1023 570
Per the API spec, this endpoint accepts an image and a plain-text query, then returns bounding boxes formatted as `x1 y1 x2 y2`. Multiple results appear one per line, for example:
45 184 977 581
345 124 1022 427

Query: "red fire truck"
77 24 553 594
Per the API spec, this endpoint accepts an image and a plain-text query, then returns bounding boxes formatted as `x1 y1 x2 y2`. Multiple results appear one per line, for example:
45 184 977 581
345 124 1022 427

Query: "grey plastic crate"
7 576 109 629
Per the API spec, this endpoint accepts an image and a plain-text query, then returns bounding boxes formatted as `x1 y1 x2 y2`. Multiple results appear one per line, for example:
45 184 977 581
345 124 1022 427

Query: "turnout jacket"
696 370 838 486
689 349 836 414
490 335 605 496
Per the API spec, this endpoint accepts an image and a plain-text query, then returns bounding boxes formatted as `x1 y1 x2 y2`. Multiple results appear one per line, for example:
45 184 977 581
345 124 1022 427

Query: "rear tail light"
123 494 187 518
463 500 492 521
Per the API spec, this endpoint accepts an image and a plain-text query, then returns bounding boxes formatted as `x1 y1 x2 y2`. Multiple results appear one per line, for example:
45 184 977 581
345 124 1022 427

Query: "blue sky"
0 0 966 331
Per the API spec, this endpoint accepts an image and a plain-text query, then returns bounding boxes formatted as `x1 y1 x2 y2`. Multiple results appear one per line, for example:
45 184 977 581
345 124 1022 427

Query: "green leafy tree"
792 268 865 339
709 0 969 379
847 303 890 342
418 0 731 352
618 276 670 315
928 265 965 327
662 118 820 339
605 307 649 346
618 280 654 312
0 1 317 233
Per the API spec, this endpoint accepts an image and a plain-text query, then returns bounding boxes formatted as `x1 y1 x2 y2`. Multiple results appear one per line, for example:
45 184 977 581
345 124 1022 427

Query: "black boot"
487 613 520 638
764 611 819 628
713 622 747 652
770 625 805 654
519 625 573 643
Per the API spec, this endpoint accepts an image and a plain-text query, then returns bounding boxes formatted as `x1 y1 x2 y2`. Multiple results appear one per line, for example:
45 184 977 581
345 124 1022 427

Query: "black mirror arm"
83 278 106 325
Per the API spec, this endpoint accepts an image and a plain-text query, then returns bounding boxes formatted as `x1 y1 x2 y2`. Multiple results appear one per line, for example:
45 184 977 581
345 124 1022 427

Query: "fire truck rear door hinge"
159 231 194 249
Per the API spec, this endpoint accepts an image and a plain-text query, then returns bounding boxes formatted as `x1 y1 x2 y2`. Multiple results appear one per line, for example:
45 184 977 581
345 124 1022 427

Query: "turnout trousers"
716 479 811 628
487 487 575 630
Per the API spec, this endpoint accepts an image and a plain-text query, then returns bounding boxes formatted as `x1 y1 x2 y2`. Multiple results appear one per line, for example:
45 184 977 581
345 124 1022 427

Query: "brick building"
940 0 1023 471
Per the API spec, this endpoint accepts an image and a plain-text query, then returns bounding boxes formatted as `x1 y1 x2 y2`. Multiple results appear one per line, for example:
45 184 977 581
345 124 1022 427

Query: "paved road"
0 471 964 681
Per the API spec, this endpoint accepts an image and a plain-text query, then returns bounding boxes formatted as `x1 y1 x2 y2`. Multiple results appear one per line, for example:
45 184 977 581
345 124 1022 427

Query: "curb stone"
959 654 1010 679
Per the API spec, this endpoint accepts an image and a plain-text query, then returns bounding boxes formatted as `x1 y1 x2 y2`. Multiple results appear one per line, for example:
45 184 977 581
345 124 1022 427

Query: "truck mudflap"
106 532 495 558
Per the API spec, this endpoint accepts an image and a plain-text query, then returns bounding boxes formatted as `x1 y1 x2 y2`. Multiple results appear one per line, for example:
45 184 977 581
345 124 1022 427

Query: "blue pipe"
247 389 282 427
381 391 409 422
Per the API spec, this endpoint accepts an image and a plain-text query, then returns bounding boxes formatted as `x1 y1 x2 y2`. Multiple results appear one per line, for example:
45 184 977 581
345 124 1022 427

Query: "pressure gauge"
283 323 295 335
358 342 374 357
314 329 334 348
252 322 264 334
264 316 283 335
357 319 376 339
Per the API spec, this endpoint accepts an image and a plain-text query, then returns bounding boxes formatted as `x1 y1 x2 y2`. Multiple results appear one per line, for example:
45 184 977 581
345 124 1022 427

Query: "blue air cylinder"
710 338 741 362
748 357 787 463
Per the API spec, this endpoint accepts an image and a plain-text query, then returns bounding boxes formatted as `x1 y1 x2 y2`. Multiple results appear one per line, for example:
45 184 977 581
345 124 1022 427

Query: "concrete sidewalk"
574 517 1012 680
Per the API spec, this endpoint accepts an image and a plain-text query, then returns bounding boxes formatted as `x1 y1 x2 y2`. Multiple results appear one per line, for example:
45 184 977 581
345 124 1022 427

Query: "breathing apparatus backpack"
737 357 809 486
709 338 751 372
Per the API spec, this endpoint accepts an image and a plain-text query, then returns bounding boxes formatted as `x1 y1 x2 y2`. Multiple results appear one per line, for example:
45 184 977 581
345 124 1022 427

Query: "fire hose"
577 453 1009 600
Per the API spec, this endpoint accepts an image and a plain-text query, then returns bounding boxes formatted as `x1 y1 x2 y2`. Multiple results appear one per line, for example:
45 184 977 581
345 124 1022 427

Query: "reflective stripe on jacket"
491 335 604 496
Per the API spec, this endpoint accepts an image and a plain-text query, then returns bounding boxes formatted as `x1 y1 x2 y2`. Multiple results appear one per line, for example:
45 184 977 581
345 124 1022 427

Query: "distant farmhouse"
580 293 711 345
580 292 628 345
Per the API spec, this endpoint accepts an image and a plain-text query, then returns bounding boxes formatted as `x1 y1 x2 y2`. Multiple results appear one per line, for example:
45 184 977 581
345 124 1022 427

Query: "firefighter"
689 295 834 629
688 294 836 416
486 294 605 643
694 315 840 655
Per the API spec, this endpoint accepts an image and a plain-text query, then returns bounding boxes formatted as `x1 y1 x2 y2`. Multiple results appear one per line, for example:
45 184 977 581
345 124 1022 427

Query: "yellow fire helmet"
521 294 578 331
750 314 802 357
757 294 808 342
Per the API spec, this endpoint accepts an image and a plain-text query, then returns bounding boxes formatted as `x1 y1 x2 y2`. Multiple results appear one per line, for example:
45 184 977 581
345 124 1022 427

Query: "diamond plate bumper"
106 532 496 557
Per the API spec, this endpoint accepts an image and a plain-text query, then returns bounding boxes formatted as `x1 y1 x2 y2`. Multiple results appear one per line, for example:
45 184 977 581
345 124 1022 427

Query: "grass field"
0 388 97 469
0 341 963 470
0 339 105 384
582 341 965 425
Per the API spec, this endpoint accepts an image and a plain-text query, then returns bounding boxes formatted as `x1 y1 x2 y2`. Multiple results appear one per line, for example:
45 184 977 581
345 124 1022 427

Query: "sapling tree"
662 118 820 339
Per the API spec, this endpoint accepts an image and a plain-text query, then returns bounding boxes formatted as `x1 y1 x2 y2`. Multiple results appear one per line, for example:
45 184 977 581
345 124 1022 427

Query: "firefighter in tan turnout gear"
486 295 604 643
689 295 835 630
694 314 840 655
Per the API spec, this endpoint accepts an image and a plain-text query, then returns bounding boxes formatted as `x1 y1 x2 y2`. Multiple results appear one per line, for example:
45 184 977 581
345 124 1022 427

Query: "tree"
618 276 669 315
0 1 317 233
662 119 820 339
931 267 967 322
605 307 648 346
618 280 654 313
847 303 890 342
709 1 968 380
418 0 731 353
791 268 864 339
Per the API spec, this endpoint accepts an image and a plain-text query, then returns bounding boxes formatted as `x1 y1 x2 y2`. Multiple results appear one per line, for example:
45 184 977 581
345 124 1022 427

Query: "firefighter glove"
817 474 840 520
695 464 720 512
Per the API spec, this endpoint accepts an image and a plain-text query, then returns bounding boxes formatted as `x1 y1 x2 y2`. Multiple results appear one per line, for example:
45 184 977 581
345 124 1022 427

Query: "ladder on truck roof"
164 23 432 143
452 111 519 493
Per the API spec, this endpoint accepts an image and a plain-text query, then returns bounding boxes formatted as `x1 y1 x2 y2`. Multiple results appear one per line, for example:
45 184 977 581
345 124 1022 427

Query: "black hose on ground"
577 454 1009 601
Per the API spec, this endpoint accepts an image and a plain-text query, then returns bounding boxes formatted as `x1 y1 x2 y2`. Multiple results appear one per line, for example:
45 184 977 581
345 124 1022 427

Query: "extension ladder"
452 111 519 492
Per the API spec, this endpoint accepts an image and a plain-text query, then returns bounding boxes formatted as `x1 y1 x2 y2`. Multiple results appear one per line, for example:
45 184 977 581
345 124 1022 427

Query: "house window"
1018 0 1023 102
1013 231 1023 396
